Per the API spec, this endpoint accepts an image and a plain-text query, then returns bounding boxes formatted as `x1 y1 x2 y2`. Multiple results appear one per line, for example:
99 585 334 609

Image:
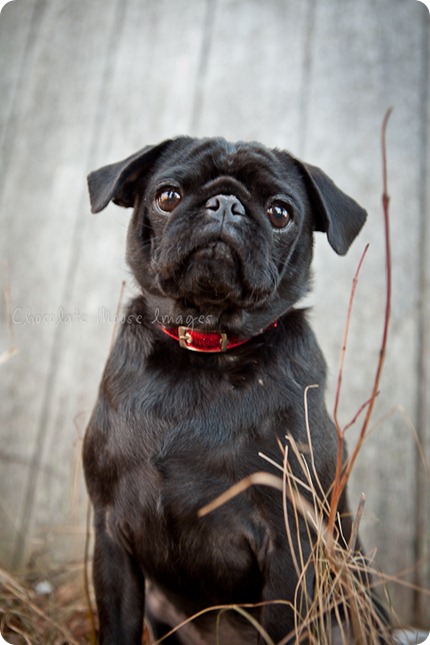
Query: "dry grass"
0 564 93 645
196 431 395 645
0 563 155 644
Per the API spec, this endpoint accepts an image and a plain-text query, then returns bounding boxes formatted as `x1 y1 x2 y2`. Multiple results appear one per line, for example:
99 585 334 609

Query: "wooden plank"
0 0 56 568
303 0 429 624
192 0 313 151
90 0 207 161
0 0 124 566
0 0 35 153
0 0 40 568
414 11 430 627
27 0 208 565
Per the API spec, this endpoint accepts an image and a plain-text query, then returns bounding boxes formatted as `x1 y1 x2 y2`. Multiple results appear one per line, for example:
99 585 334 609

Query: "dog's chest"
106 368 281 598
94 335 307 599
111 438 269 604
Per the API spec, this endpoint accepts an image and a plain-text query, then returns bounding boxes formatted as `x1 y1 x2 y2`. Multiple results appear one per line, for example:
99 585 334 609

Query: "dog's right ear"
87 139 174 213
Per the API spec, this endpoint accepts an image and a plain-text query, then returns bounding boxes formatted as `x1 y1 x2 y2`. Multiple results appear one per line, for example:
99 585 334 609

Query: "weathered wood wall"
0 0 429 628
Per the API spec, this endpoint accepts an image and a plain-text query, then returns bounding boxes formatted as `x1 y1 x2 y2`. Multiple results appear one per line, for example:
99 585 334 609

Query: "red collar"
158 322 278 353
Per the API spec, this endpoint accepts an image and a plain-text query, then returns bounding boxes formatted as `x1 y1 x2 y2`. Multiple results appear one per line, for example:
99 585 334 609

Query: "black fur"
83 137 369 644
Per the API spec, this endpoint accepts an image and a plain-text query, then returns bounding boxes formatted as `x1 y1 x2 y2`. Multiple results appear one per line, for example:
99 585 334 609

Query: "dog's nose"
205 194 246 219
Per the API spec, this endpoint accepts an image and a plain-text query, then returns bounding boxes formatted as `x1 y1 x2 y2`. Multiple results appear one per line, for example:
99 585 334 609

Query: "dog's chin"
156 289 252 326
158 264 258 314
157 277 270 320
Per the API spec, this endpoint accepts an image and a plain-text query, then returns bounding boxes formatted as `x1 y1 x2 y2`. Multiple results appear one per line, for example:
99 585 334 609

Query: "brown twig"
348 492 367 552
83 501 97 643
0 260 19 364
328 107 393 535
198 472 284 517
333 243 370 432
330 243 370 533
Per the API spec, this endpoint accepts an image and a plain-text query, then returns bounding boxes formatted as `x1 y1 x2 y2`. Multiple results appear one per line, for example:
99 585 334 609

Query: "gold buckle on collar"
178 326 193 349
177 326 229 352
218 332 228 352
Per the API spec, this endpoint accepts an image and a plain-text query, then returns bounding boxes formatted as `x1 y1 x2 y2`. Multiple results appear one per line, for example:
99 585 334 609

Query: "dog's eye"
266 201 292 229
156 188 182 213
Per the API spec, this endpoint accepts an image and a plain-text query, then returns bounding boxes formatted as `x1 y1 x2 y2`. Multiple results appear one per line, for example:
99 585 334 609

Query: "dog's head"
88 137 367 335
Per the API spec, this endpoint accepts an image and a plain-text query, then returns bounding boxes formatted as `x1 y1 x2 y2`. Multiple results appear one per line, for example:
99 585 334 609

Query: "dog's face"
88 137 367 334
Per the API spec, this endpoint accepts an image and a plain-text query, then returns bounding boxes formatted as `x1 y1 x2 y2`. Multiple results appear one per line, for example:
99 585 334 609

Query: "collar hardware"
159 321 278 353
177 326 230 352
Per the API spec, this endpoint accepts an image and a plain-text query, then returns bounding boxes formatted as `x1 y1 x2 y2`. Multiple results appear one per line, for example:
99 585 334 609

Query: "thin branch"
329 243 369 535
348 492 367 552
342 393 379 435
83 501 97 644
328 107 393 533
0 260 19 364
339 106 393 490
333 243 370 432
197 472 283 517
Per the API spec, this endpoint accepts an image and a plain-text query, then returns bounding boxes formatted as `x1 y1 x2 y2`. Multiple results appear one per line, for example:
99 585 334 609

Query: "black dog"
83 137 369 644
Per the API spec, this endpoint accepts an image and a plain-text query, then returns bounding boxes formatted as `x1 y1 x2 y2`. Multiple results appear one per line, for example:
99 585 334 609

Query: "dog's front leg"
260 588 305 645
259 540 314 645
92 510 145 645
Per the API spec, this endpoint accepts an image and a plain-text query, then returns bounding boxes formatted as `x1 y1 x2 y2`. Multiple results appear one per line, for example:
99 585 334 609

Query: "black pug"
83 137 373 645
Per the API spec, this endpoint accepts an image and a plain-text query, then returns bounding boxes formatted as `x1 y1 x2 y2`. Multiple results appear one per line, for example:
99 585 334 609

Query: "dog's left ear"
300 162 367 255
87 139 175 213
